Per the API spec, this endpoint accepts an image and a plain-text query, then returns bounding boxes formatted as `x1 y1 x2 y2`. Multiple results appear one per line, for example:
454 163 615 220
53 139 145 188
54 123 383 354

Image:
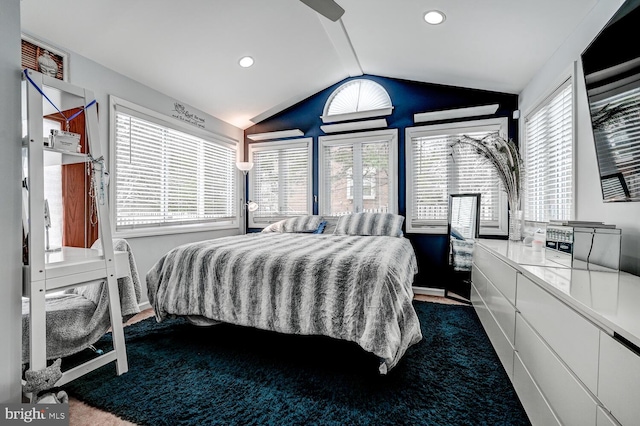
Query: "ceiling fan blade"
299 0 345 22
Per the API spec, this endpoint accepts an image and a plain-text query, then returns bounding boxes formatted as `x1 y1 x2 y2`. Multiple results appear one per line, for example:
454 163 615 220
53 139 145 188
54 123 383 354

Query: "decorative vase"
508 210 524 241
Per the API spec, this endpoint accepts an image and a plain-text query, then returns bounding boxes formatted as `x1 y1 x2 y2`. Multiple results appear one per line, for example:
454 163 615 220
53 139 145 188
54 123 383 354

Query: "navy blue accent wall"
245 74 518 288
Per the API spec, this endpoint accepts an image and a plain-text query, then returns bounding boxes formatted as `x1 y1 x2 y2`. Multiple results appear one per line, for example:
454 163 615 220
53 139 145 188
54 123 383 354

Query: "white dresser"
472 239 640 426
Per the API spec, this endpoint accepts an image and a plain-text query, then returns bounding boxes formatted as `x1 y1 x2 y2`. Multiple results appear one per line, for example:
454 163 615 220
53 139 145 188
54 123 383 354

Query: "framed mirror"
446 193 481 304
448 193 481 240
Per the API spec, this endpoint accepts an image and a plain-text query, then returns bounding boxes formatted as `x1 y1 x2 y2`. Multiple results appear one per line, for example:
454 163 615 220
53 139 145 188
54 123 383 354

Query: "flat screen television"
581 0 640 202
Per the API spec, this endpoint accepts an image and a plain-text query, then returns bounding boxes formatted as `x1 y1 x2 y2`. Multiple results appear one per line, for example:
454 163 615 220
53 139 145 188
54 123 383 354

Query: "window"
248 139 312 227
405 118 509 235
322 79 393 123
319 129 398 216
523 79 573 222
346 167 377 200
111 97 238 236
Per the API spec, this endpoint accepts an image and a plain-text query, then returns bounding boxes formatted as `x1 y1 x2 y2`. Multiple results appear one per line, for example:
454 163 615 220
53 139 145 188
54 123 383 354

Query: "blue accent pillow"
313 221 328 234
450 227 466 240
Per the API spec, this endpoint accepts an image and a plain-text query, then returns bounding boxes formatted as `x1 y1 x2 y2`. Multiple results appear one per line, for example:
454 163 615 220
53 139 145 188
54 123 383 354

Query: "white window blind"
590 85 640 200
405 119 508 235
524 79 573 222
248 139 312 226
113 107 237 233
324 79 392 117
319 130 397 216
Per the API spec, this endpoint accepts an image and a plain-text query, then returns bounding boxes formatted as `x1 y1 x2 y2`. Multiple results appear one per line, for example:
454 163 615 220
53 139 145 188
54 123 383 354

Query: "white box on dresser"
472 240 640 426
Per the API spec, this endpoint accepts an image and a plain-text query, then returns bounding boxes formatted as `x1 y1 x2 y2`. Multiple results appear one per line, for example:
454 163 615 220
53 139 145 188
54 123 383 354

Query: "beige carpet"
68 295 468 426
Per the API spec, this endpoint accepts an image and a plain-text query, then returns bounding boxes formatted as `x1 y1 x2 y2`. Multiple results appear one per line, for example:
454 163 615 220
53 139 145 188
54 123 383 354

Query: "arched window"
322 79 393 123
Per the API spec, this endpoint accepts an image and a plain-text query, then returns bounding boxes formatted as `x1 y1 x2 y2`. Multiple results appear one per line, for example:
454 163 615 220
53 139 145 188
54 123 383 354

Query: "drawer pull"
614 332 640 357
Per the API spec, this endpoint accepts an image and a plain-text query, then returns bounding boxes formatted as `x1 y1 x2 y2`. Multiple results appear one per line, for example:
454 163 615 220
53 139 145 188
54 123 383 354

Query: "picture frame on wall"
21 34 68 81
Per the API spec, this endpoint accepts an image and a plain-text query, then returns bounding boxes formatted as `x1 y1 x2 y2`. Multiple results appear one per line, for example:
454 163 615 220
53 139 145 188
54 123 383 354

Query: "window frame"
522 74 576 223
405 117 509 235
318 129 399 217
247 138 313 228
109 96 241 238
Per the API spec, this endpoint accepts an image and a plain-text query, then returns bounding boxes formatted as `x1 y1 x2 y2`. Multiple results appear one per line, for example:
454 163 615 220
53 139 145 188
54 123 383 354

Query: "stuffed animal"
23 358 69 404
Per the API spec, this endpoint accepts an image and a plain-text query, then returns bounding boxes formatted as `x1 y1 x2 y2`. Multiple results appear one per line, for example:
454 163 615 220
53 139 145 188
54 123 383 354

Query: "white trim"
318 129 399 216
413 286 446 297
413 104 499 123
109 95 241 238
320 107 393 124
246 129 304 141
110 96 238 146
320 118 387 133
405 117 509 235
138 301 152 311
247 138 313 228
318 18 363 77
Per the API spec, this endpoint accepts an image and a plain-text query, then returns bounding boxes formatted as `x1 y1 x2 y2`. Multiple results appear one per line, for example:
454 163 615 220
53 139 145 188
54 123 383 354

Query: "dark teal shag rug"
63 302 530 425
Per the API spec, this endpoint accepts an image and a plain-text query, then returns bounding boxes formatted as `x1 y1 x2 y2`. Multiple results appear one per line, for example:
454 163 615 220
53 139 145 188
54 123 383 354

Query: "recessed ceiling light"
424 10 446 25
239 56 254 68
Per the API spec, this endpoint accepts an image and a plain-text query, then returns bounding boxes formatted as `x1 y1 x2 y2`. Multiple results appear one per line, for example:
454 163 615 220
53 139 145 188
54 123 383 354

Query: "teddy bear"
23 358 69 404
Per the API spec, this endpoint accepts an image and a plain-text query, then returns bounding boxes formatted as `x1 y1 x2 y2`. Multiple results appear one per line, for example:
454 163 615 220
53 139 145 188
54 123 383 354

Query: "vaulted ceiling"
20 0 600 129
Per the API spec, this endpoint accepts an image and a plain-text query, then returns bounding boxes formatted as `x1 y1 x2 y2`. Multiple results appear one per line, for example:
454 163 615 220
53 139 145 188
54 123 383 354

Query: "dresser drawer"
471 263 488 298
516 273 600 393
471 284 514 379
598 332 640 426
513 351 561 426
483 271 516 344
597 407 621 426
515 314 598 426
474 245 518 304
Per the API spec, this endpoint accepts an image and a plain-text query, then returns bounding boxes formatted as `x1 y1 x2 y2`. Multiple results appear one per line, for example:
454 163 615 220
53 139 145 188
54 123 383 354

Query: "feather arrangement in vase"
450 132 524 240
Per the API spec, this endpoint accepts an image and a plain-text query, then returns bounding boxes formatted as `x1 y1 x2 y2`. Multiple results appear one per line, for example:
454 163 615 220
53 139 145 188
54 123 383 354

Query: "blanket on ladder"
21 239 142 364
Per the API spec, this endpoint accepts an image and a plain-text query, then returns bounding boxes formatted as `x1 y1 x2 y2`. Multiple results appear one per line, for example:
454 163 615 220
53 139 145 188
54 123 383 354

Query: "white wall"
519 0 640 275
19 32 245 303
0 0 24 403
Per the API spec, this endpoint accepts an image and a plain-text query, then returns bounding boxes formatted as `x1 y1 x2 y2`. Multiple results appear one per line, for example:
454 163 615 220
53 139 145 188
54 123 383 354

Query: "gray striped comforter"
146 232 422 373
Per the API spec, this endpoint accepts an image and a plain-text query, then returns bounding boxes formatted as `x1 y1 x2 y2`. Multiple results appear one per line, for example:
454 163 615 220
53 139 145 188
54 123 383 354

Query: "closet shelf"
43 148 88 166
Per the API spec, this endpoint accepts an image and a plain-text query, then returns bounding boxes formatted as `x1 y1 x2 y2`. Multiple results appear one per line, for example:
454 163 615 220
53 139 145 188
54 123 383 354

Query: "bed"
146 213 422 374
